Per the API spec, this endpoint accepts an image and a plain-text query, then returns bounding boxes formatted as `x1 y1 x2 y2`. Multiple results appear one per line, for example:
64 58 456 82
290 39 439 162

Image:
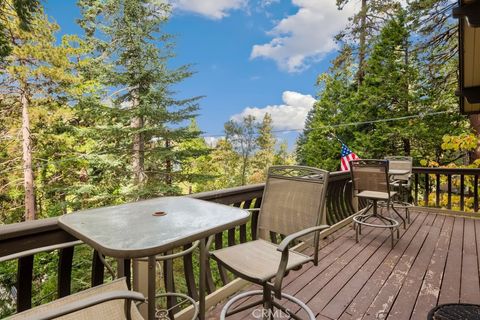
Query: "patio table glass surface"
58 196 250 320
58 196 249 258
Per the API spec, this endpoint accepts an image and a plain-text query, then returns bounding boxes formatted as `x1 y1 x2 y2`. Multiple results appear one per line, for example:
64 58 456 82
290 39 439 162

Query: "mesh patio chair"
385 156 413 223
350 159 402 248
209 165 330 320
8 278 145 320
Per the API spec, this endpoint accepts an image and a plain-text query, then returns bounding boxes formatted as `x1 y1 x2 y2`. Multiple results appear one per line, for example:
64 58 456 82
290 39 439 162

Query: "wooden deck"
207 209 480 319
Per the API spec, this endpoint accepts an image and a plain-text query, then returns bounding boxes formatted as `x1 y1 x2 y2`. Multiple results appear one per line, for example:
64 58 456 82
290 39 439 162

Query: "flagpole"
329 132 346 145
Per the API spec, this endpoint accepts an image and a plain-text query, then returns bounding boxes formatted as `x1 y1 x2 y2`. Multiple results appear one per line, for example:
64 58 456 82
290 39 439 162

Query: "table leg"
148 256 156 320
199 238 206 320
117 258 125 278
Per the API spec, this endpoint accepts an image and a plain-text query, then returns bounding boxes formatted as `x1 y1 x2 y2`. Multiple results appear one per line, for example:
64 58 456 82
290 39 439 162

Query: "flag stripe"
340 143 360 171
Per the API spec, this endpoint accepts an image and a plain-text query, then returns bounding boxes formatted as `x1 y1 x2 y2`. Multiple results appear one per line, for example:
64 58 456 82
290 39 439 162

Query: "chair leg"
262 285 273 320
390 228 395 248
355 223 359 243
390 204 406 229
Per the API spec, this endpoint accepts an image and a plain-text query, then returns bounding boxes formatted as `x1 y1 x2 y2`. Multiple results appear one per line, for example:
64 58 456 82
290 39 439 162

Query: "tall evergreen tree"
252 113 275 181
0 4 86 221
77 0 203 198
297 7 467 170
0 0 39 60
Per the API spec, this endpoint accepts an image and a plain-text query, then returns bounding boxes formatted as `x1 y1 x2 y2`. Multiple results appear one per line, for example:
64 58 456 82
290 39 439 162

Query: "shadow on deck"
207 209 480 319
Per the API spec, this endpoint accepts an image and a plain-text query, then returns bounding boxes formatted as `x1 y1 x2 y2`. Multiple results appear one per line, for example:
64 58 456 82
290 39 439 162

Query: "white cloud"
204 136 223 147
170 0 247 19
231 91 316 131
251 0 356 72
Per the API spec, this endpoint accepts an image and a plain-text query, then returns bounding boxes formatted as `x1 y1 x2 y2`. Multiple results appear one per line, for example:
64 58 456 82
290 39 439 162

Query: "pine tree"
0 4 86 221
0 0 39 60
297 7 468 170
77 0 203 198
252 113 275 181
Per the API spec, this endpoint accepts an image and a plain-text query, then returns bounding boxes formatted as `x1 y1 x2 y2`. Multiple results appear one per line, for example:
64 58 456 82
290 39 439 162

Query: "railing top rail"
0 217 59 241
413 167 480 175
189 183 264 201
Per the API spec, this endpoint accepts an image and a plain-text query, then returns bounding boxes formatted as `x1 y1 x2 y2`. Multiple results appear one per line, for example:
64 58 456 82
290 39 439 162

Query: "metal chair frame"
210 165 330 320
350 159 402 248
385 156 414 224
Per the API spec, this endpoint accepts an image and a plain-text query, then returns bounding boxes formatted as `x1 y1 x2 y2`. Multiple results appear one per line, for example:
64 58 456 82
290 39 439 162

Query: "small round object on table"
427 303 480 320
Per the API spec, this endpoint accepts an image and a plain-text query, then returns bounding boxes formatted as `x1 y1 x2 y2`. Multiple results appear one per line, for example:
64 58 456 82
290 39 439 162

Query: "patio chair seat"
9 278 143 320
211 239 312 283
357 190 397 200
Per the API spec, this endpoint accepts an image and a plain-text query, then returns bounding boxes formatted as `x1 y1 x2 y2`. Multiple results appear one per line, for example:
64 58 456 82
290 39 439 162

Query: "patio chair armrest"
270 225 329 298
277 225 330 253
35 290 145 320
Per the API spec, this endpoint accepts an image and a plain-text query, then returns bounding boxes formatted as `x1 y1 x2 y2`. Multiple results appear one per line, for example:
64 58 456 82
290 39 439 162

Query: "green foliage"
297 6 469 170
76 0 206 199
0 0 40 59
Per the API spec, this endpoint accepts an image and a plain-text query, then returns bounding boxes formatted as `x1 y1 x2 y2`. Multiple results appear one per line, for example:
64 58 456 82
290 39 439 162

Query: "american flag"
340 143 359 171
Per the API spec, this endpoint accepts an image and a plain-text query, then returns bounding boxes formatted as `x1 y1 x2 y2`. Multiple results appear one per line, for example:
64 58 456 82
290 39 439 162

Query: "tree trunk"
469 114 480 162
131 91 145 186
131 115 144 185
241 157 247 186
357 0 367 87
165 138 172 187
403 36 411 156
21 86 36 221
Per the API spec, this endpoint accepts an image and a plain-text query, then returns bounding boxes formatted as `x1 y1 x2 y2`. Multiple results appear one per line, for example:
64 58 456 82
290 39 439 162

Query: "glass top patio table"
58 196 250 320
58 196 249 259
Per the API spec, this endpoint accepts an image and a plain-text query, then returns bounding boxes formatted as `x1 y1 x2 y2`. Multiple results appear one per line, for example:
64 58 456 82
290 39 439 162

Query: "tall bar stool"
350 159 401 248
385 156 413 224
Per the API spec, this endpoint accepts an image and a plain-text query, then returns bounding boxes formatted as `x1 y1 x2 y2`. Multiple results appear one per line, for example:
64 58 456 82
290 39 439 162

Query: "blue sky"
43 0 355 146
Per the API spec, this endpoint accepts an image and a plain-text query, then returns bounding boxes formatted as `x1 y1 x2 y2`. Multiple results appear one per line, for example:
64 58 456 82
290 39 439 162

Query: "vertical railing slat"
91 250 104 287
475 175 479 212
447 174 452 210
435 173 441 208
58 247 74 298
214 233 229 285
163 252 177 317
460 174 465 211
17 255 34 312
182 243 199 301
424 173 429 206
414 173 419 205
251 197 262 240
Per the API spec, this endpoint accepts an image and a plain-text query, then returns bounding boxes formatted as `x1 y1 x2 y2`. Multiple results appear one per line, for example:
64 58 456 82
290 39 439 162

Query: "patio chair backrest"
9 278 143 320
256 166 329 241
385 156 412 181
350 159 390 195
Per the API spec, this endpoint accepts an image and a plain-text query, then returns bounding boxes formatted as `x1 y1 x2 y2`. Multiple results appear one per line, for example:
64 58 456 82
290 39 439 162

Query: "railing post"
447 174 452 209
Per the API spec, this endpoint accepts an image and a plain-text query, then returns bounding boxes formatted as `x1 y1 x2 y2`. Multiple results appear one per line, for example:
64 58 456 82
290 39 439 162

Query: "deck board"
207 210 480 320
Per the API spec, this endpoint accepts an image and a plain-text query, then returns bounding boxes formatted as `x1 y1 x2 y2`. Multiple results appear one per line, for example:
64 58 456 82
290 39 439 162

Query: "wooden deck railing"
0 171 356 316
412 167 480 212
